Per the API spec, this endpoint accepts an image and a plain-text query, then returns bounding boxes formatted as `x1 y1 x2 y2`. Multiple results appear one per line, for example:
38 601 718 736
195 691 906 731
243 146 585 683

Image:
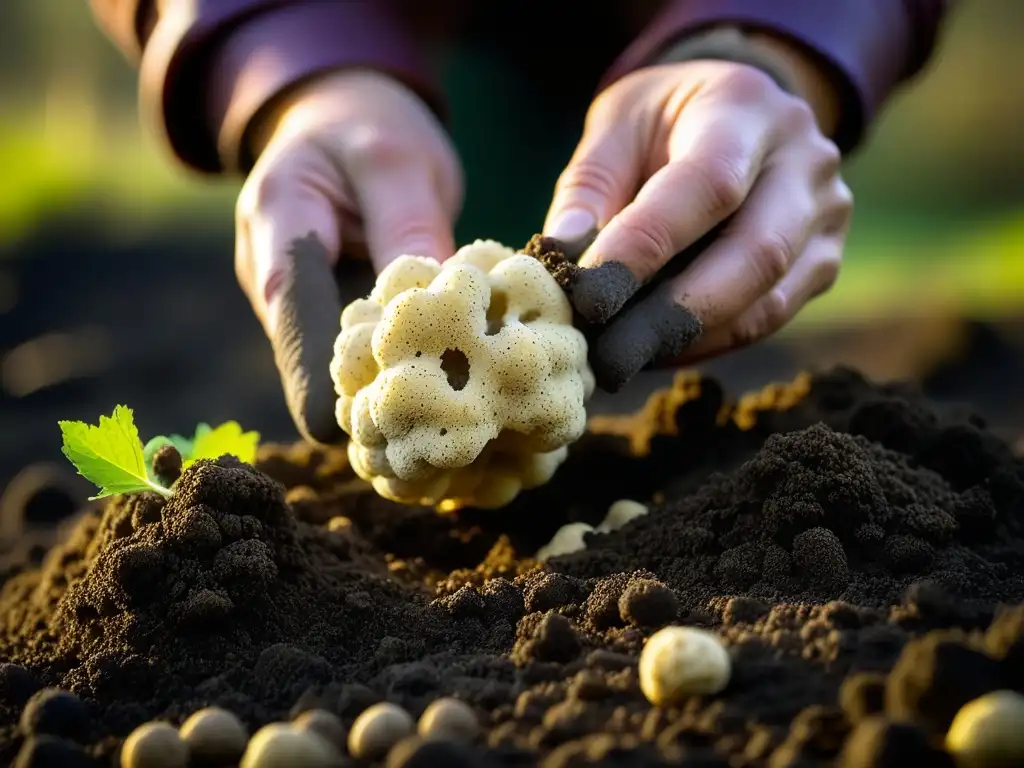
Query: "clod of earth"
331 239 594 509
1 366 1023 767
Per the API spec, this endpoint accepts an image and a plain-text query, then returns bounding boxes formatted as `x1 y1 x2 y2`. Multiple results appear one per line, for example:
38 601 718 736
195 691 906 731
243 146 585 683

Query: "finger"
665 234 844 366
586 282 704 392
543 109 641 250
347 160 455 271
572 106 774 324
661 159 819 330
244 183 347 445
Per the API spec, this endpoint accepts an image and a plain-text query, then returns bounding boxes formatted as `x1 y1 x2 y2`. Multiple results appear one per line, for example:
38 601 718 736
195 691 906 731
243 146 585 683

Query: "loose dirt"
0 367 1021 766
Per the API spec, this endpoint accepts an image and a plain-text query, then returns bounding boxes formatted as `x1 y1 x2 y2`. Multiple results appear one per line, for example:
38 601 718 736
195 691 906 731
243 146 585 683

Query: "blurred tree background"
0 0 1022 490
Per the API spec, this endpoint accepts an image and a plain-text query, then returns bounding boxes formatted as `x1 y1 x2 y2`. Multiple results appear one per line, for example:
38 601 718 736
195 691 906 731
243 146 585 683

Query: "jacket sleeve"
599 0 954 153
87 1 443 175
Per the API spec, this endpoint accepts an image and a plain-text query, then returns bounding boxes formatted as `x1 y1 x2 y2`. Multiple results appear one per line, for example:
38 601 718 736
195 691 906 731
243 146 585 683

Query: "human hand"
235 70 462 443
545 60 853 391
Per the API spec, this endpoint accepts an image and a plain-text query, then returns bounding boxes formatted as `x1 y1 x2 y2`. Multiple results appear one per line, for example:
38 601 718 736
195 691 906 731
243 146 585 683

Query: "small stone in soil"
19 688 90 743
348 702 414 761
14 735 93 768
240 723 340 768
417 698 479 743
945 690 1024 768
120 721 189 768
292 709 347 753
179 706 248 763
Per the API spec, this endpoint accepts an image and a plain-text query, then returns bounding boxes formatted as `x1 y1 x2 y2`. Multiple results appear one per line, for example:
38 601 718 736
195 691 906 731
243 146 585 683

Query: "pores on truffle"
330 239 595 508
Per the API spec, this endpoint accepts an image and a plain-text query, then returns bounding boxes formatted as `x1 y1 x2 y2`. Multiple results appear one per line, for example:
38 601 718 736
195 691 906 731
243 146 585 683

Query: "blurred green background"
2 0 1021 323
1 0 1023 493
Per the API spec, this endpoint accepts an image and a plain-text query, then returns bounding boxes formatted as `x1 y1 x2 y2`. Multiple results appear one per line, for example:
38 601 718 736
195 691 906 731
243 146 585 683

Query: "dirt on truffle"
521 234 582 292
0 367 1022 766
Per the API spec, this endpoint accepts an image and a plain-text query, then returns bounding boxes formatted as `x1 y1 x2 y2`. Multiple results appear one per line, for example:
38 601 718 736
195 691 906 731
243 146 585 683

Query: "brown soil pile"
0 367 1022 766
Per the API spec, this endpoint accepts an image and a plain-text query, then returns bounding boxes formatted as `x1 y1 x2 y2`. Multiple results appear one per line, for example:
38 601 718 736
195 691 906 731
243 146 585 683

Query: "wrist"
654 25 842 139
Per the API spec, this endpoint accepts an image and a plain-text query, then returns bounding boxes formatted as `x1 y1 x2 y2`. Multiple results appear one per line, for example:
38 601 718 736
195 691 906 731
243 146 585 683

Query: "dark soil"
0 367 1022 766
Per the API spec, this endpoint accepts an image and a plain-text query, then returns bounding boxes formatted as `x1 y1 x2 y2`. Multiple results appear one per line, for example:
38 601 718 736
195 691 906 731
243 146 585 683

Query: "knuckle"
783 95 818 132
614 210 678 275
719 65 777 105
693 156 747 216
557 159 621 200
814 137 843 175
343 128 416 171
751 231 795 286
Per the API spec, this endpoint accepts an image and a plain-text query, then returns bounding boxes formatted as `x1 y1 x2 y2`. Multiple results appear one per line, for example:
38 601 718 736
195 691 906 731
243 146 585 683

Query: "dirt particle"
618 578 678 628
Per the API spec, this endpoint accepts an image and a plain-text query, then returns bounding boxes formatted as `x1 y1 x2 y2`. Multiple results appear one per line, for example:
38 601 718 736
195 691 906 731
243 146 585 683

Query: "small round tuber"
639 625 731 706
946 690 1024 768
178 706 248 764
535 522 594 563
240 723 340 768
417 698 479 743
347 702 414 761
597 499 649 533
120 721 189 768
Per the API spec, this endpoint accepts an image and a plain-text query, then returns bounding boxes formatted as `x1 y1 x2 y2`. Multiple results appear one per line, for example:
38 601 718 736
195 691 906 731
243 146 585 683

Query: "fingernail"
546 209 597 243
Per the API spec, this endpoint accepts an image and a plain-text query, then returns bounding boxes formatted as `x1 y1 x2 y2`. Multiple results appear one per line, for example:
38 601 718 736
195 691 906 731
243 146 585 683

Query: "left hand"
544 60 853 391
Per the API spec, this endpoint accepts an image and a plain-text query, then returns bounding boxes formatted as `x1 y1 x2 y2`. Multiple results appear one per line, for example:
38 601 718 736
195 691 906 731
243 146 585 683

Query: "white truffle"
239 723 341 768
120 721 189 768
597 499 649 533
347 702 414 760
292 709 347 753
535 522 594 563
946 690 1024 768
178 706 248 764
331 240 594 508
639 626 731 706
417 698 479 743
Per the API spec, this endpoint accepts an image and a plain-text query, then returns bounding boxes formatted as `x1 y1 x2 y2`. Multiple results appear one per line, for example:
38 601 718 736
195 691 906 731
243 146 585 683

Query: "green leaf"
59 406 172 500
183 421 260 469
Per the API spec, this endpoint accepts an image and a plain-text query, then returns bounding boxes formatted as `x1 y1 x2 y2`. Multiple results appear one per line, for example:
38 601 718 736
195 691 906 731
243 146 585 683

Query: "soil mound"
0 367 1021 766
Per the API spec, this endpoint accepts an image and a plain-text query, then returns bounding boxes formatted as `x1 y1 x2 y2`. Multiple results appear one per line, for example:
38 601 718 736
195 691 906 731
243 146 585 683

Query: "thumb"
245 188 347 445
544 114 640 257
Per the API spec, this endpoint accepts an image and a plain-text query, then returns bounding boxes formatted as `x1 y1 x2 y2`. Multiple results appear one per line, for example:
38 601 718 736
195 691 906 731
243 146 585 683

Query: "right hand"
235 70 463 444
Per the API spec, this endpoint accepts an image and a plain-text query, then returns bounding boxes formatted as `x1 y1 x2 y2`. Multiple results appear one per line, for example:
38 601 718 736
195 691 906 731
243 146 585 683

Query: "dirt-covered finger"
585 282 704 393
246 190 346 444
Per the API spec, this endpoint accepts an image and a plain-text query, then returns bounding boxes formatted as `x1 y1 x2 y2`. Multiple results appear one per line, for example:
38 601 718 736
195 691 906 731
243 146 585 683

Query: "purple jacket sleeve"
599 0 953 152
88 0 442 175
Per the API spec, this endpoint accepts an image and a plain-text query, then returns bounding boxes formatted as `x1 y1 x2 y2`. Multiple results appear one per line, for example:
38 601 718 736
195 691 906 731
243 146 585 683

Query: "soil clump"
0 366 1021 766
